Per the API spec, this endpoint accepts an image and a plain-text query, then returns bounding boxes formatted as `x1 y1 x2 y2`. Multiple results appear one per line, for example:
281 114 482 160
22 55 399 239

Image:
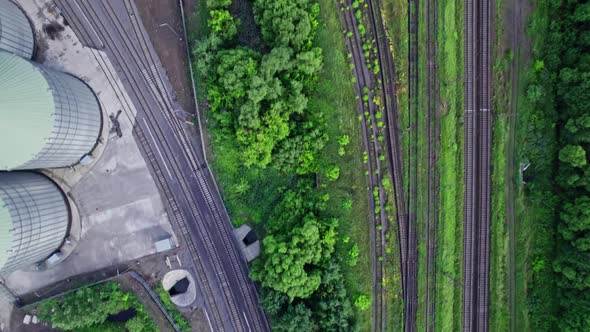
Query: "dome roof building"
0 172 70 274
0 51 102 170
0 0 35 59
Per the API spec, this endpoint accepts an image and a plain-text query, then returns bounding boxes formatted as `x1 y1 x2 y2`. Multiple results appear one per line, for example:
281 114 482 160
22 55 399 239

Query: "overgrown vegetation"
433 0 464 330
192 0 372 329
518 0 590 330
37 282 157 332
156 286 191 332
381 0 409 329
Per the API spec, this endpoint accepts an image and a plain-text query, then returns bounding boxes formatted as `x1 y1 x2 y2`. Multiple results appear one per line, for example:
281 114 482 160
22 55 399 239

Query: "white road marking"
204 309 213 332
243 311 252 332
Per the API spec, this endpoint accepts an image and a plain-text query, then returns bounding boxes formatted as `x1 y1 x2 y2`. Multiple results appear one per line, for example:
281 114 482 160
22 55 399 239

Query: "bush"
38 282 157 331
156 286 191 332
353 294 371 311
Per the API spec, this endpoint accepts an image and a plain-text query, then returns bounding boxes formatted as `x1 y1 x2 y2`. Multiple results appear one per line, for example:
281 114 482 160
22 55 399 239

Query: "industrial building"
0 51 102 170
0 0 35 59
0 172 70 274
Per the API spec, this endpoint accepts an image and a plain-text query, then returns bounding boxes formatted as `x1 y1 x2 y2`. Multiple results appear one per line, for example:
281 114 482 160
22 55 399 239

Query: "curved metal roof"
0 51 55 170
0 196 11 270
0 0 35 59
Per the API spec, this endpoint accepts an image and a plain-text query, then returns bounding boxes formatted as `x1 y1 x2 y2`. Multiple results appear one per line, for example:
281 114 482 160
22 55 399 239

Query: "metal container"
0 0 34 59
0 51 102 170
0 172 70 274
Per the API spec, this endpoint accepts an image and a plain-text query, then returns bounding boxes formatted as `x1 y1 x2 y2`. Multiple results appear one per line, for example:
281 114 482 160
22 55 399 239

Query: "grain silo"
0 172 70 274
0 51 102 170
0 0 35 59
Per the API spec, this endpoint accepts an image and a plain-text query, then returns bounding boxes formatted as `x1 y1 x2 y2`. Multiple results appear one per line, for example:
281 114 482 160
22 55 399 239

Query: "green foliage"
155 286 191 332
347 243 359 266
259 287 289 315
272 303 314 332
357 24 366 36
252 0 319 51
251 185 337 299
353 294 371 311
208 10 239 40
342 197 353 210
325 165 341 181
201 2 326 172
206 0 232 9
309 260 353 331
559 145 587 168
520 0 590 328
38 282 156 332
195 0 357 328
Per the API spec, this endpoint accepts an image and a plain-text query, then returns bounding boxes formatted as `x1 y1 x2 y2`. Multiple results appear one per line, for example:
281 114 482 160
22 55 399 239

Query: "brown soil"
134 0 196 115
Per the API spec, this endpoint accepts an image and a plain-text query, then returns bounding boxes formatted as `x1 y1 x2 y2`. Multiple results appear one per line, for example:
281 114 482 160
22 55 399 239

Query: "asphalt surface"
53 1 268 331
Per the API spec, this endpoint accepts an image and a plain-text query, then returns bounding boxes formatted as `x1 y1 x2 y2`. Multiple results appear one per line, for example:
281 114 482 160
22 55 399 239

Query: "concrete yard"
2 0 175 296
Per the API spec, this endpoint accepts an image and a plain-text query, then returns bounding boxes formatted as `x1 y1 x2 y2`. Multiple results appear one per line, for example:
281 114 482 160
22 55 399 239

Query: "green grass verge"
316 0 373 329
155 286 191 332
490 117 509 331
435 0 464 330
489 0 510 329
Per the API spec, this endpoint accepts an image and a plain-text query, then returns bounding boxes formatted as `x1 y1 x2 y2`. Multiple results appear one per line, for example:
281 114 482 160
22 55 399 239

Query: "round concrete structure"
0 51 102 170
162 270 197 308
0 172 70 274
0 0 34 59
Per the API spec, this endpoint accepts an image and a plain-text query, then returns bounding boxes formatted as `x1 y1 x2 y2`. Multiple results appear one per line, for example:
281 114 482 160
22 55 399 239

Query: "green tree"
354 294 371 311
272 303 313 332
259 287 289 315
559 145 587 168
252 0 319 51
208 10 239 40
311 261 353 331
251 219 335 299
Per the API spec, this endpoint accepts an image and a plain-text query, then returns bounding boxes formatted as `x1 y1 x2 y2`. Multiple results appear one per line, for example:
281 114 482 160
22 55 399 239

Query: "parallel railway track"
425 0 440 329
462 0 492 328
406 0 419 330
341 0 408 330
54 1 269 331
340 3 388 330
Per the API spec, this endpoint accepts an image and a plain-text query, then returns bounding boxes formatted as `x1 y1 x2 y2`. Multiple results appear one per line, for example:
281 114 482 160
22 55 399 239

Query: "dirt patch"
134 0 196 114
42 22 64 40
187 307 211 331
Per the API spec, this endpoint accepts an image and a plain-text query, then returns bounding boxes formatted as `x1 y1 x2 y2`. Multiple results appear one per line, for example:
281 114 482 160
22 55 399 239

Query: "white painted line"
73 0 104 48
243 311 252 332
142 118 173 179
204 309 213 332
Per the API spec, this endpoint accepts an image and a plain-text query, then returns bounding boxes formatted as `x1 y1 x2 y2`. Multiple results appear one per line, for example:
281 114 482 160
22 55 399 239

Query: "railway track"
341 0 410 330
425 0 440 330
462 0 492 328
405 0 419 330
339 1 395 330
54 1 269 331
